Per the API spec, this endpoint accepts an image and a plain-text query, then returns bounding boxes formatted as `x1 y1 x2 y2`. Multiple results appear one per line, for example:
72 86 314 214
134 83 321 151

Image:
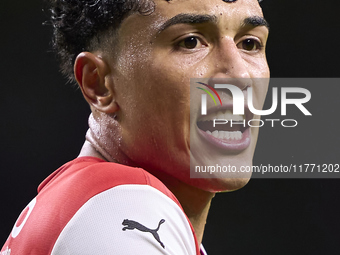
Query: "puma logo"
122 219 166 248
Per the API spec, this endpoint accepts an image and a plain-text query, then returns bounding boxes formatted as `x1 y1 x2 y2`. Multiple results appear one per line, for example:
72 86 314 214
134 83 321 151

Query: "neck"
79 112 215 244
81 112 133 165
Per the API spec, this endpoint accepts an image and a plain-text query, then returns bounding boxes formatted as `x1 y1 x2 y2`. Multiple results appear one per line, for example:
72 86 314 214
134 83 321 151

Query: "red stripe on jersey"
1 157 200 255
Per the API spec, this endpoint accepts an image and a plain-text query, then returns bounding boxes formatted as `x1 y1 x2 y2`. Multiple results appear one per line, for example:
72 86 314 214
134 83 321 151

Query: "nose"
208 37 251 90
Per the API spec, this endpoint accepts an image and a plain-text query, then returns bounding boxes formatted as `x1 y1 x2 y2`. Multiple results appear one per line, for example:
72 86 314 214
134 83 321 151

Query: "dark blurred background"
1 0 339 254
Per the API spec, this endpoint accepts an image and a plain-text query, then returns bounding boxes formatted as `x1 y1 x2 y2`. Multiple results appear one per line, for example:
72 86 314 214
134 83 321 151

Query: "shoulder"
47 157 197 254
52 180 197 254
38 156 177 203
2 157 199 254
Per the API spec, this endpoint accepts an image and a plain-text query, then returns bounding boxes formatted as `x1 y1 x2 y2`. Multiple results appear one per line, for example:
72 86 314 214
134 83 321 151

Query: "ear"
74 52 119 114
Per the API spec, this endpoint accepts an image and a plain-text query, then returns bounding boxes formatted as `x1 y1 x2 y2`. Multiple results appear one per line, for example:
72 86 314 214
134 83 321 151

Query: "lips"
196 105 253 151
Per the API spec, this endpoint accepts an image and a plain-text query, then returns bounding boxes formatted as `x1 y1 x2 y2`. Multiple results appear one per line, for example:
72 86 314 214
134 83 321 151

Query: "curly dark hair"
48 0 262 82
48 0 160 82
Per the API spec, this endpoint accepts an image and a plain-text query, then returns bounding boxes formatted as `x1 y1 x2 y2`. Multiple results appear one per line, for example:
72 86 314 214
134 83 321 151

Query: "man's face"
109 0 269 191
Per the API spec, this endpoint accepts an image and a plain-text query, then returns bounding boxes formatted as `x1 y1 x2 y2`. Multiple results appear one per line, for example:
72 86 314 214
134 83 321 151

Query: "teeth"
201 109 245 122
206 130 243 140
218 131 224 139
224 111 233 120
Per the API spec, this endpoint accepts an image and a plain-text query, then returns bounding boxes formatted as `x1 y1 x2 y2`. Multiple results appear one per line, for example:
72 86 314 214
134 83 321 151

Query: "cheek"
253 79 270 106
118 59 192 143
242 51 270 79
252 57 270 79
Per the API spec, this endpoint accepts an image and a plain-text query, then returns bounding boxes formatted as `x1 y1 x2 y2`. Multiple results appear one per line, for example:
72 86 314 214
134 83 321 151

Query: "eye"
238 38 263 52
177 36 206 50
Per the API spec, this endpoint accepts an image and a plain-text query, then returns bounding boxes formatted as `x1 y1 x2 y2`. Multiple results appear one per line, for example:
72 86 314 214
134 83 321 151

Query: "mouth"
197 109 247 141
196 106 253 151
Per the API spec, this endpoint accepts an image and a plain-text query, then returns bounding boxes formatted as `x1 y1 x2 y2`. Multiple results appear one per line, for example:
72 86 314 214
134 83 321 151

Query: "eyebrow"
242 16 269 30
157 13 217 33
157 13 269 34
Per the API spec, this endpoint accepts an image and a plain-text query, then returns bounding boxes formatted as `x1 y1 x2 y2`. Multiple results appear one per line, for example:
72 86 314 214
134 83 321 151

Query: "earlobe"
74 52 119 114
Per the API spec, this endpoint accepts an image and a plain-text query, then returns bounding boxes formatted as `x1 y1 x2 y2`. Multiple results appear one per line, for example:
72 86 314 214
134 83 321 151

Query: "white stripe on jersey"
51 185 197 255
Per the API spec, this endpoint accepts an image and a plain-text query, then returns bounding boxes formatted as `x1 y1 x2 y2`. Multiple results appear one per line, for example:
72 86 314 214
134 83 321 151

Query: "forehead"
154 0 263 18
120 0 263 33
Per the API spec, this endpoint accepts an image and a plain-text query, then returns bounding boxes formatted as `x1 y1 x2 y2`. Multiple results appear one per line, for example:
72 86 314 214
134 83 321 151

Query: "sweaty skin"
76 0 269 244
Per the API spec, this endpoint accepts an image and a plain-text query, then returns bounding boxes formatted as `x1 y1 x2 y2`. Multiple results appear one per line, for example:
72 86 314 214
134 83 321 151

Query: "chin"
189 147 254 192
214 176 251 192
186 173 251 193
